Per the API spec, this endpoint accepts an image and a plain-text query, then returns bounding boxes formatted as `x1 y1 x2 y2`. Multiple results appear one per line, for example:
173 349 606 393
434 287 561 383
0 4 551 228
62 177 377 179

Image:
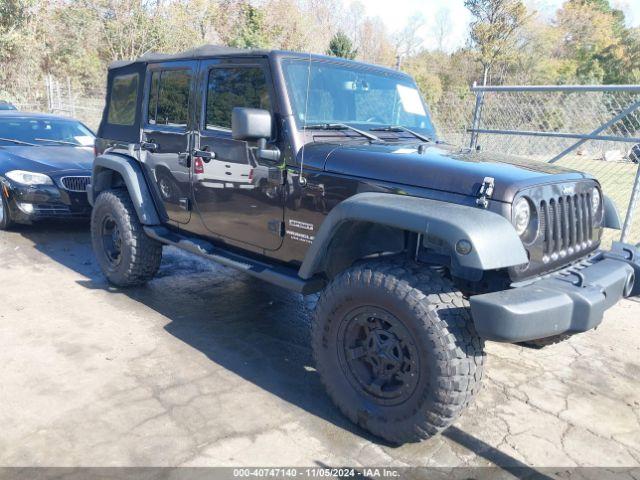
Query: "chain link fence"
431 86 640 247
13 76 104 131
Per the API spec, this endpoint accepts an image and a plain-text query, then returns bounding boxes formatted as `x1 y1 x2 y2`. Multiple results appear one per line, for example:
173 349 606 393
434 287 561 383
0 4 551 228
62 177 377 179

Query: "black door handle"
193 149 215 162
140 141 158 151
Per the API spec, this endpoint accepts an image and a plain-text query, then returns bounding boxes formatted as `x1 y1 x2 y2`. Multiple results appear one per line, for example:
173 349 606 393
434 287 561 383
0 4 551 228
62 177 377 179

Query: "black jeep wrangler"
89 45 640 444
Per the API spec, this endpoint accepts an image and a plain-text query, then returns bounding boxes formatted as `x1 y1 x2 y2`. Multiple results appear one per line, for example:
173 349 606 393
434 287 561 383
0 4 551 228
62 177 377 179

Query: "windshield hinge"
476 177 495 209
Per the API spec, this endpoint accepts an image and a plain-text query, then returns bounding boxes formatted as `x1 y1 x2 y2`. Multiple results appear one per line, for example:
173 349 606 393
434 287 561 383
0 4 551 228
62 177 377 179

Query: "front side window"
147 69 192 127
108 73 139 126
206 67 271 130
282 59 435 137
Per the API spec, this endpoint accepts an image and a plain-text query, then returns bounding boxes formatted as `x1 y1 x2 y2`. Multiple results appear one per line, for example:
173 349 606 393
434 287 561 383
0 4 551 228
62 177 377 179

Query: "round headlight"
513 197 531 236
591 188 601 215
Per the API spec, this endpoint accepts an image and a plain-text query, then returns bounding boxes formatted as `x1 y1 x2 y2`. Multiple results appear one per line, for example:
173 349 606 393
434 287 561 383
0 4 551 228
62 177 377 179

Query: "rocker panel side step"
143 226 325 295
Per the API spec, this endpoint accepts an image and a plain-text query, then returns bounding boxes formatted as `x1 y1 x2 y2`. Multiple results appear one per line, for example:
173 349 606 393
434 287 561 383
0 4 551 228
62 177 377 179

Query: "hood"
0 146 94 174
302 142 593 202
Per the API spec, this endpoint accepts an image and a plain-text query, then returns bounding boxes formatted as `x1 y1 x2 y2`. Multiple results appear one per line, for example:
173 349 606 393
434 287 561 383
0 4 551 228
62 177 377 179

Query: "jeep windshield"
282 58 436 141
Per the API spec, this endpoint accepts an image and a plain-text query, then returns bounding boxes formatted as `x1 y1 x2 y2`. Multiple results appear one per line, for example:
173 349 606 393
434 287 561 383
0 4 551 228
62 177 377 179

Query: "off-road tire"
91 189 162 287
521 334 573 348
312 258 485 444
0 193 14 230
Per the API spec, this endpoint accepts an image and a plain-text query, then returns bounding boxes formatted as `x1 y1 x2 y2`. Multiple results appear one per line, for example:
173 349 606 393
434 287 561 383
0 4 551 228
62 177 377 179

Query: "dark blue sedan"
0 112 95 229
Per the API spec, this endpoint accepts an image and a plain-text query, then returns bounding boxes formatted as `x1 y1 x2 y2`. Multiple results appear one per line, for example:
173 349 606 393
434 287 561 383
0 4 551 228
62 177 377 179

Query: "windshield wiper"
0 137 39 146
305 123 381 142
34 138 80 146
370 125 433 143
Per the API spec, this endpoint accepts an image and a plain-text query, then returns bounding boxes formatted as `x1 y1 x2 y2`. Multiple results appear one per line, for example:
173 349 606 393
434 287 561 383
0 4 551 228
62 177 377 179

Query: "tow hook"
624 271 635 298
605 242 640 297
476 176 495 209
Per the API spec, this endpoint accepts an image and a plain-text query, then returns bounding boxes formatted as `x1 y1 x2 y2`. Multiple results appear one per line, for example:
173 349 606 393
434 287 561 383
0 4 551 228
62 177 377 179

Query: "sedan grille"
539 193 593 260
61 176 90 192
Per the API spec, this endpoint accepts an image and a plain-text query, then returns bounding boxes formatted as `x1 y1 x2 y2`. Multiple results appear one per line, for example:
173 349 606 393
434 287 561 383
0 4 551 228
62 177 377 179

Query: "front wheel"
312 259 485 444
0 193 14 230
91 189 162 287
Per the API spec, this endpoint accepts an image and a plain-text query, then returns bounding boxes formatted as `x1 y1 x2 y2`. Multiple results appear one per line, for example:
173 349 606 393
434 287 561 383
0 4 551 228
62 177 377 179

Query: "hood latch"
476 177 495 209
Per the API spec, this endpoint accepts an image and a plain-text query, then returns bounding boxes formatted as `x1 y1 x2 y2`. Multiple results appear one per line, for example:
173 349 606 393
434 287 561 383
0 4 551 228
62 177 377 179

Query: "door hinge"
179 197 191 211
268 220 285 237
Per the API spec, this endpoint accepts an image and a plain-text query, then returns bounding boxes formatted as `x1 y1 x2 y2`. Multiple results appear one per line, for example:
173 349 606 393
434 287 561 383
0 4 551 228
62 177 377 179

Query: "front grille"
539 192 594 261
61 176 90 192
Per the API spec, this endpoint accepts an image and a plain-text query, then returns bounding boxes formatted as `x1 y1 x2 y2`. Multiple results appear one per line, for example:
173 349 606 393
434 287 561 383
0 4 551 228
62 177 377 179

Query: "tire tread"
91 189 162 287
312 257 485 443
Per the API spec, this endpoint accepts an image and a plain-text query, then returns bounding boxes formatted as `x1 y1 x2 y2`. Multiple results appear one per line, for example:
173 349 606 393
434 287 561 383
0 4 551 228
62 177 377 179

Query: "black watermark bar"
0 468 639 480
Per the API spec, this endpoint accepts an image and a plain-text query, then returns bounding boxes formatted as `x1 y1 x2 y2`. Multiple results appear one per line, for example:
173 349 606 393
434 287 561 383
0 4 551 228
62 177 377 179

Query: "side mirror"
232 107 272 141
232 107 281 163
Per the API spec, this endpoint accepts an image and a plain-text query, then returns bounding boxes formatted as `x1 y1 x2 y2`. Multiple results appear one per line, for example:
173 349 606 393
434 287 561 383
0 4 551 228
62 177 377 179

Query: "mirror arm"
257 138 281 163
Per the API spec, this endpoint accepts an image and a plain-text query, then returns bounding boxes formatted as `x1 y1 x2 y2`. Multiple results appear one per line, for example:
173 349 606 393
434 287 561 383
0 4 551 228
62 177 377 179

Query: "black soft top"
109 45 271 70
108 44 403 77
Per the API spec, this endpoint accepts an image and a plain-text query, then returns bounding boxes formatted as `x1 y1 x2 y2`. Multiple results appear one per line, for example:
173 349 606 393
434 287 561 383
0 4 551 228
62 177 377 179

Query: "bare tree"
394 13 425 67
434 8 452 52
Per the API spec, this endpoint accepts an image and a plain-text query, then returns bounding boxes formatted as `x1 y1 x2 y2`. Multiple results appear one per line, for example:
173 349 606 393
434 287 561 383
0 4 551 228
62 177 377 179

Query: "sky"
344 0 640 53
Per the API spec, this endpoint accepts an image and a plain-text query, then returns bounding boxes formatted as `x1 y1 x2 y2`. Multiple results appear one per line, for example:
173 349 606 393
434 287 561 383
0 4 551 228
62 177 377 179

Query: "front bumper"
3 182 91 222
470 242 639 342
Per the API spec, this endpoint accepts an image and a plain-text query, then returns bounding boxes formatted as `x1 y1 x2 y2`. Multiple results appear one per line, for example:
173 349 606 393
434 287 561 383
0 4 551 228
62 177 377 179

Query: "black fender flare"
298 192 528 279
603 195 622 230
88 153 161 225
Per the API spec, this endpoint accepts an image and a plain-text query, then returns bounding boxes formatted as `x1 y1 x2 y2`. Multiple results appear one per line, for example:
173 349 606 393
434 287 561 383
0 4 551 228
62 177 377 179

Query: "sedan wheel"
0 193 14 230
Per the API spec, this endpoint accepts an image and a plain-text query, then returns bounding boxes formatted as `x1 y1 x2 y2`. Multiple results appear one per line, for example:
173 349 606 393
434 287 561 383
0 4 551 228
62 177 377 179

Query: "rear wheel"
0 193 14 230
91 189 162 287
312 258 485 444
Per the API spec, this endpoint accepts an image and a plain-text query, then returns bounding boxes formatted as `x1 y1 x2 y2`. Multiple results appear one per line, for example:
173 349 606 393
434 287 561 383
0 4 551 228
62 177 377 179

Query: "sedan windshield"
0 117 95 147
282 59 436 139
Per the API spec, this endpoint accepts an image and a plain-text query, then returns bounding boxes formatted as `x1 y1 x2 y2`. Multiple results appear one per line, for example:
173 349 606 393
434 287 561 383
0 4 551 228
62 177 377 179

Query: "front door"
141 61 196 225
193 59 284 251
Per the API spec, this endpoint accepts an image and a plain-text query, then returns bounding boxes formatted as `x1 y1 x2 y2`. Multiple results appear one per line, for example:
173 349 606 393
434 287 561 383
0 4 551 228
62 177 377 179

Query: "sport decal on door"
287 219 315 244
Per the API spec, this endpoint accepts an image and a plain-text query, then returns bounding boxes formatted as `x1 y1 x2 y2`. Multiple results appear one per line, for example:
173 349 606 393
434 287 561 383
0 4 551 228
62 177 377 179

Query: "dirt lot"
1 223 639 473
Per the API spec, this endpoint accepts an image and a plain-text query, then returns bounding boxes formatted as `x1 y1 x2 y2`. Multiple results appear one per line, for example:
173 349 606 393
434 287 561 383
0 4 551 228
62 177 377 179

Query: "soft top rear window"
107 73 139 126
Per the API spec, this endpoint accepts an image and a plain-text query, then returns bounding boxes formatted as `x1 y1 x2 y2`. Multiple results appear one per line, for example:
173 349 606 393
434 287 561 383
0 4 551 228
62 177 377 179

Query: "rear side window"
147 69 192 127
107 73 139 126
206 67 271 130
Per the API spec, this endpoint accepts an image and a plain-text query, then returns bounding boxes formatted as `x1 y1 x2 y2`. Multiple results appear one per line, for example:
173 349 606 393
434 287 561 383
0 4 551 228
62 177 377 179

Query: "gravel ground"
0 222 639 476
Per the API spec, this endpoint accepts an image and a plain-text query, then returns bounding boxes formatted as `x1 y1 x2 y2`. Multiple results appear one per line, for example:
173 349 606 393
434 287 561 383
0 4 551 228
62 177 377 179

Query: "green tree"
555 0 632 84
229 2 269 49
327 31 357 59
464 0 529 85
0 0 34 57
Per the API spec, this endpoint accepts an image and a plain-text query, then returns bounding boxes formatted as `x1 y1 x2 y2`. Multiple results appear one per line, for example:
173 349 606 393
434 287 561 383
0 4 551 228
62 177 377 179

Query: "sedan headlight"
513 197 532 236
5 170 54 186
591 188 601 215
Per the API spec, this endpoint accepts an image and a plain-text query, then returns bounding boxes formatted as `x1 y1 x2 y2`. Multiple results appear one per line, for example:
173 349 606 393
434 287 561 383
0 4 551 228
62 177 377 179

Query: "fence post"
469 83 485 150
67 77 76 117
46 74 53 112
621 163 640 244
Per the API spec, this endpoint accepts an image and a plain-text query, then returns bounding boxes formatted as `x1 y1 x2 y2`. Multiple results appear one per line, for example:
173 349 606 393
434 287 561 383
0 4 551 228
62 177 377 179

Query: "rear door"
141 61 196 225
193 58 284 251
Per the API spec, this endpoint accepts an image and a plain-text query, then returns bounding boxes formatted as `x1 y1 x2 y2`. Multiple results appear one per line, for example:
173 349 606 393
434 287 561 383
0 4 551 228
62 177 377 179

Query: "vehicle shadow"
15 222 549 472
14 221 381 444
